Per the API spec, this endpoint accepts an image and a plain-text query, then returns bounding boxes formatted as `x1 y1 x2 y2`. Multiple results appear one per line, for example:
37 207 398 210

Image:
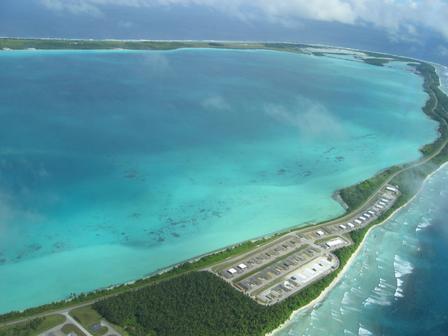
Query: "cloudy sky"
1 0 447 64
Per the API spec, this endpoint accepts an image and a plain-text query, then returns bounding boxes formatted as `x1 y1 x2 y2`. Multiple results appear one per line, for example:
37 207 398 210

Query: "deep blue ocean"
0 48 438 314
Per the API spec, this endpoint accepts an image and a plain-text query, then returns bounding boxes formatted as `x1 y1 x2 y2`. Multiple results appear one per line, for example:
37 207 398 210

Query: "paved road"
37 311 94 336
101 319 122 336
62 312 94 336
38 315 66 336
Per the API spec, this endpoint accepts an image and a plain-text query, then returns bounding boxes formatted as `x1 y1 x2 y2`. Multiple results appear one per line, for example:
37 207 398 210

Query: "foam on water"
394 279 404 298
363 278 393 307
358 326 373 336
393 255 414 279
416 216 432 232
393 255 413 299
344 329 356 336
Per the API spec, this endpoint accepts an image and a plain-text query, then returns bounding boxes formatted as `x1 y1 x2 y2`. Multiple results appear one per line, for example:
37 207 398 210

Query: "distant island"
1 38 447 336
0 37 402 67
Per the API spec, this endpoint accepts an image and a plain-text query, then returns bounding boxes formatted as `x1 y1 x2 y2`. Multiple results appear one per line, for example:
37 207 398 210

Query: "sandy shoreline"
267 161 448 336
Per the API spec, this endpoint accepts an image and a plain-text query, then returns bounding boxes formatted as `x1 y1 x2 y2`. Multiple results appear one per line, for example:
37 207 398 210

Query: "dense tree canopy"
94 272 288 336
94 261 355 336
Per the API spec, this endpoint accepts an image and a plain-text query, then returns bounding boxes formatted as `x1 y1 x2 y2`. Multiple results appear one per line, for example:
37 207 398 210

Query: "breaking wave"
393 255 414 299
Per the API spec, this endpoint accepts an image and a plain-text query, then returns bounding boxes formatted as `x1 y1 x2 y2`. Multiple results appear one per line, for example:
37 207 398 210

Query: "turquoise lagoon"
0 49 438 313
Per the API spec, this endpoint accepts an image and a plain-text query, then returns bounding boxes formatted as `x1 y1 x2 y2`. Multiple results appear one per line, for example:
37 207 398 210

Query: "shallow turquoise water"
275 67 448 336
0 49 437 313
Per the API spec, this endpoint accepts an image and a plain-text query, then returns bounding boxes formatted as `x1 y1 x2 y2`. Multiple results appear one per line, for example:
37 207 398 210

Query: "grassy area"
70 306 107 336
0 314 65 336
61 323 87 336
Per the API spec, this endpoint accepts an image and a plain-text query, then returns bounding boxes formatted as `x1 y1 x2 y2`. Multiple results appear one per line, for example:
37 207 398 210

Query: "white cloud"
41 0 104 16
437 45 448 57
39 0 448 41
140 53 171 74
259 0 356 24
201 95 231 111
118 20 135 29
264 97 345 139
0 192 45 237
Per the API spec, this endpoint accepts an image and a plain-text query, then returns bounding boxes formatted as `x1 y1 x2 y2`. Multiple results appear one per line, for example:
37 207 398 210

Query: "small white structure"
368 210 375 215
348 222 355 228
316 230 325 236
339 224 347 229
237 263 247 270
359 216 367 221
363 213 371 218
386 186 398 193
283 281 294 289
287 256 334 287
355 219 362 224
227 268 237 275
325 238 345 248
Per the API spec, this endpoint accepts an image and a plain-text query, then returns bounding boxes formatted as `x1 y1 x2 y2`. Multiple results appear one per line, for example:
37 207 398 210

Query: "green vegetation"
362 57 391 66
338 166 401 211
0 38 268 51
61 323 86 336
93 266 354 336
0 315 65 336
70 306 107 336
94 272 279 336
0 38 206 50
